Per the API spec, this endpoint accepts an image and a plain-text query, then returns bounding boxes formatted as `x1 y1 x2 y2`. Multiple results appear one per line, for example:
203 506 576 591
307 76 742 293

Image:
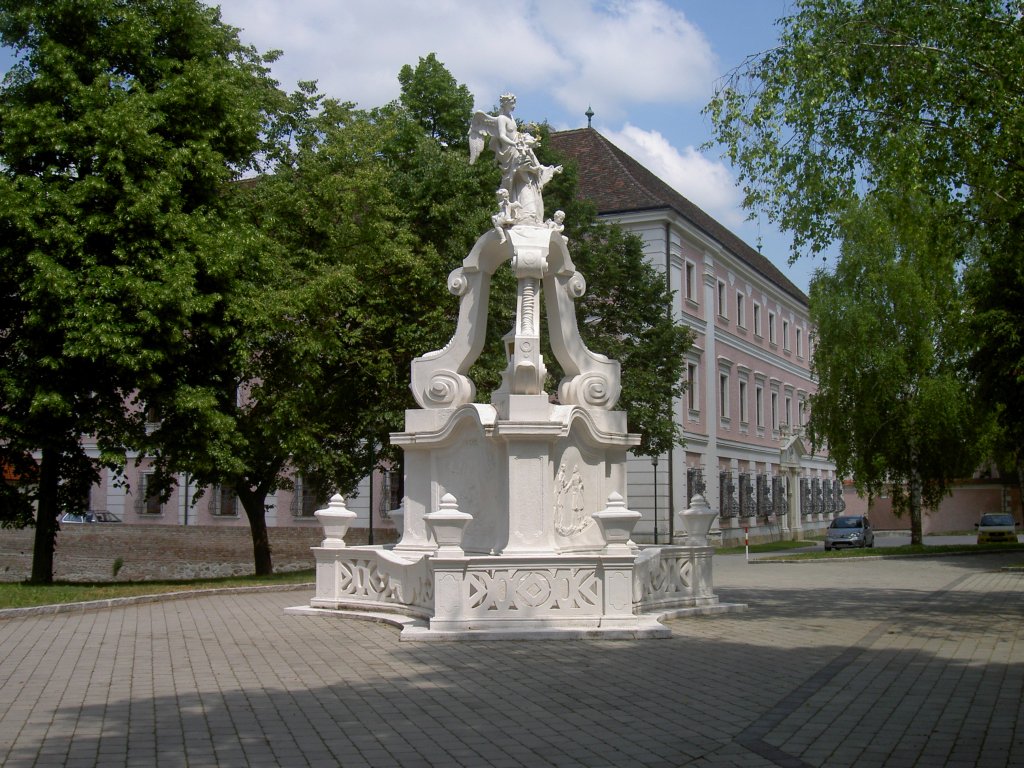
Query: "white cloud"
533 0 718 118
214 0 716 117
603 124 744 227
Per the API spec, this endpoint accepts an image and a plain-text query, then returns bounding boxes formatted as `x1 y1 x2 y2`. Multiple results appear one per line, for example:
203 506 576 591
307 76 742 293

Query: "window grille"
719 470 738 518
686 467 706 506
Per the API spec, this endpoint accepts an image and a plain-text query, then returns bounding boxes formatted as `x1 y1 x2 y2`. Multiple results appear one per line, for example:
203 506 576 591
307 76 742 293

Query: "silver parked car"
824 515 875 551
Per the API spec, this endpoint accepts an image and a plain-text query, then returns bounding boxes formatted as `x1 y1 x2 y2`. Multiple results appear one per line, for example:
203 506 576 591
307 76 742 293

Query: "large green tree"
807 193 979 542
705 0 1023 258
705 0 1024 508
0 0 284 582
142 94 486 575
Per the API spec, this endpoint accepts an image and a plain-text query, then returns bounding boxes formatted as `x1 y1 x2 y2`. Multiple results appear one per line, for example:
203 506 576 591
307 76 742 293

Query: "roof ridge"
549 128 807 305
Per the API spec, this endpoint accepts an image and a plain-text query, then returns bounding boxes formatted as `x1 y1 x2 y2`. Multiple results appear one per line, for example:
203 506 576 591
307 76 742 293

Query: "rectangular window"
796 327 803 358
717 280 727 318
687 362 699 411
756 385 764 427
381 468 403 515
799 399 807 425
685 262 696 302
138 473 163 515
720 372 730 419
736 292 746 328
753 303 762 337
208 484 237 516
738 380 748 423
291 476 325 518
771 392 779 430
785 395 792 428
783 319 790 351
768 311 777 344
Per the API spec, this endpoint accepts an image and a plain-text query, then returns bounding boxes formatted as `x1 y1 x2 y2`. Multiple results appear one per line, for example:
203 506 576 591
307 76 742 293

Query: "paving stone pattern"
0 553 1021 767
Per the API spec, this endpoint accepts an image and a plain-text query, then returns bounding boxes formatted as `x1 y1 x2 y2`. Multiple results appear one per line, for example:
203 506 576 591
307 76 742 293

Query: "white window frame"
685 261 697 303
719 372 730 420
687 361 699 413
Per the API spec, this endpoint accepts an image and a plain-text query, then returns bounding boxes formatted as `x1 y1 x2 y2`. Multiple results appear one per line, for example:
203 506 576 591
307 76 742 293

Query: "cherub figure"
491 188 522 244
546 209 565 233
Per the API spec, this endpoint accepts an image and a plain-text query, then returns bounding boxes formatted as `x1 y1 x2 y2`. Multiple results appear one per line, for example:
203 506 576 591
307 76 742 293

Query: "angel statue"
469 93 562 225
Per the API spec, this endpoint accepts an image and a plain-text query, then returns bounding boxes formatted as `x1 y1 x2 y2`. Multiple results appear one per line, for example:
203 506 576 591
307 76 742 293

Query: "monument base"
291 543 746 641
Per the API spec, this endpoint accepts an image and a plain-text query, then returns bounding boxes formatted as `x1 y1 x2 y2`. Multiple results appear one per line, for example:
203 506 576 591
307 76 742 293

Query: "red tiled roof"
548 128 807 305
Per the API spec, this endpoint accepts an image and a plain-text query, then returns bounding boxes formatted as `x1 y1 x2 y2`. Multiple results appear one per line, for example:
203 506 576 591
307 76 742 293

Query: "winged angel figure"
469 93 561 226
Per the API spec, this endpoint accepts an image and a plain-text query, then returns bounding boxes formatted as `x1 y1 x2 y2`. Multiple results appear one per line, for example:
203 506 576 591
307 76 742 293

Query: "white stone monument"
292 96 741 639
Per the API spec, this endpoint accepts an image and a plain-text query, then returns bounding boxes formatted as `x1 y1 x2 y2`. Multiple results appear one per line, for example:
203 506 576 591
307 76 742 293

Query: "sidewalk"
0 551 1021 767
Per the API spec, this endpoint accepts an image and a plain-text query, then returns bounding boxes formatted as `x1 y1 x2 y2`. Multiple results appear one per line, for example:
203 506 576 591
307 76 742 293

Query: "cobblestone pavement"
0 552 1021 767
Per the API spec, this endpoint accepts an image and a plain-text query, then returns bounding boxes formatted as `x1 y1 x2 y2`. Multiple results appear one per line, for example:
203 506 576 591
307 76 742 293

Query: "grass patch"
716 539 819 555
760 543 1024 561
0 569 314 610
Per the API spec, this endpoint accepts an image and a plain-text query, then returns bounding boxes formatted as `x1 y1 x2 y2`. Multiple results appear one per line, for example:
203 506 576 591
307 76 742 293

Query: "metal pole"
653 456 659 545
368 440 375 546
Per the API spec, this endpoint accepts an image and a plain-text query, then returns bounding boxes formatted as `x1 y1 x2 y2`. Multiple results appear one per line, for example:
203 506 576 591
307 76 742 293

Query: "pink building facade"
551 129 840 543
73 435 400 536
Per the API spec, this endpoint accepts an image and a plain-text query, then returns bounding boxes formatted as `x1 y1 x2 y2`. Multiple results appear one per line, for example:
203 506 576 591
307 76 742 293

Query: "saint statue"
469 93 562 226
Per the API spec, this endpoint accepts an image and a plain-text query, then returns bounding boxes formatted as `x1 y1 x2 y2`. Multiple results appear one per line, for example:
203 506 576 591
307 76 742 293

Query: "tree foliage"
706 0 1024 510
705 0 1024 258
0 0 284 582
398 52 475 149
141 89 496 574
807 193 980 543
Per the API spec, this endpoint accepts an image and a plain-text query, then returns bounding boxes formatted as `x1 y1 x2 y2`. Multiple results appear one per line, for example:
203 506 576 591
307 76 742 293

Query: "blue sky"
2 1 824 290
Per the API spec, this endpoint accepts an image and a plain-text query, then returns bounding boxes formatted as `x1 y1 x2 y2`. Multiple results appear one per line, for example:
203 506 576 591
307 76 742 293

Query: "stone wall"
0 525 397 583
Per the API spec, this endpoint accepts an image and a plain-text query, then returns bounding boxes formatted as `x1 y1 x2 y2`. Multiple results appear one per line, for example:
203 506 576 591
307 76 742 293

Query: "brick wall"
0 525 397 582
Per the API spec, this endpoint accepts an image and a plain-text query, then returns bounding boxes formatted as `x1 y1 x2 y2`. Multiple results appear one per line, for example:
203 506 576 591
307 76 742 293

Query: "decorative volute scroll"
410 93 620 411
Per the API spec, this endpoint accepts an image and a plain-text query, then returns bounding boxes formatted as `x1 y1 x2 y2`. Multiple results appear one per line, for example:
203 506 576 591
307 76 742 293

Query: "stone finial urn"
679 493 718 546
424 493 473 557
315 494 357 549
592 492 642 554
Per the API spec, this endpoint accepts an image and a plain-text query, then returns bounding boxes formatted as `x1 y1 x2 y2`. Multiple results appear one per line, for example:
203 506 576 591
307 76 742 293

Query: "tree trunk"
909 466 924 546
30 447 59 585
238 488 273 576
